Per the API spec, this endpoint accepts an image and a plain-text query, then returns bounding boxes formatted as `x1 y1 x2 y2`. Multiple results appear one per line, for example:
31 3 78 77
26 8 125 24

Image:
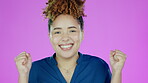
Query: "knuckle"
19 52 27 55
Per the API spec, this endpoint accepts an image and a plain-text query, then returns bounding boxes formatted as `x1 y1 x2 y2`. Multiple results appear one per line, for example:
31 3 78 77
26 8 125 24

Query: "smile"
59 43 74 51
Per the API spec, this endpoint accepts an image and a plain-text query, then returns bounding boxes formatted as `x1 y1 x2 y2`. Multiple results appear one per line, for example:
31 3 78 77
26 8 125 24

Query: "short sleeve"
104 63 112 83
28 62 38 83
94 56 112 83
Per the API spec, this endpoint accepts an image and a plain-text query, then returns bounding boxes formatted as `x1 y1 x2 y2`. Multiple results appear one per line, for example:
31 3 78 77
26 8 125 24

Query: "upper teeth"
60 45 72 48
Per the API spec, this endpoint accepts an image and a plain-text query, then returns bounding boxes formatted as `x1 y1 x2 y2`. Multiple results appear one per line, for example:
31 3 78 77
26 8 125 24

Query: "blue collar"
50 52 83 65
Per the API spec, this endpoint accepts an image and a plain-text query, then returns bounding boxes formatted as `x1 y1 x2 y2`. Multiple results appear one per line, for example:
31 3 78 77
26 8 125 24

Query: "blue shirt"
29 52 112 83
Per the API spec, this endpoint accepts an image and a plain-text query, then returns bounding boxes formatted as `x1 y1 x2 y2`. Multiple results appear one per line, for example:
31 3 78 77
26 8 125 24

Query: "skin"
14 52 31 83
49 14 84 61
14 14 126 83
49 15 84 82
110 49 127 83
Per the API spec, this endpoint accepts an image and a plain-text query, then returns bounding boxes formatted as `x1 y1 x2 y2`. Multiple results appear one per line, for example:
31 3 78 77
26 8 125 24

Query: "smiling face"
48 14 84 59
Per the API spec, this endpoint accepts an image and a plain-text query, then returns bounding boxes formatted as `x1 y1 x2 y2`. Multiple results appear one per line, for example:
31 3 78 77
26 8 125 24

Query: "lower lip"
59 45 73 51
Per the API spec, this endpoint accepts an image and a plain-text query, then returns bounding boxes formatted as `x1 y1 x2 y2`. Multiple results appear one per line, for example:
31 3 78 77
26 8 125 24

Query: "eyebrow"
68 26 77 29
53 26 77 30
53 27 62 30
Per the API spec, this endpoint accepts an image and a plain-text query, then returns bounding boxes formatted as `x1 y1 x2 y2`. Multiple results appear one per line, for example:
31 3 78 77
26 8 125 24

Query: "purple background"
0 0 148 82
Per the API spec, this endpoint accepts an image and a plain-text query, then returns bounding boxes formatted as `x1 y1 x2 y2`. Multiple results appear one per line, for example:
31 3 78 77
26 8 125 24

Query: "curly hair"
42 0 86 20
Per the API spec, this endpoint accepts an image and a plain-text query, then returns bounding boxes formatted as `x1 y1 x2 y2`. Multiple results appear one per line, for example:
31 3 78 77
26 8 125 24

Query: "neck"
55 53 79 69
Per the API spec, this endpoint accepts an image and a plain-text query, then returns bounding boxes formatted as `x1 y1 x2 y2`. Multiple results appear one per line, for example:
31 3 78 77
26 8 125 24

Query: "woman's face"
48 14 84 59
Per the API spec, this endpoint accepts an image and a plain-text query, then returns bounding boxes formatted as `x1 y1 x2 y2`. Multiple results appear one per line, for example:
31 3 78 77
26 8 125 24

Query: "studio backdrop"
0 0 148 83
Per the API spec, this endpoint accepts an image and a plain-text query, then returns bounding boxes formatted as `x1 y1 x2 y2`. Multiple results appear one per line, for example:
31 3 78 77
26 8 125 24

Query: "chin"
56 49 78 59
60 51 77 59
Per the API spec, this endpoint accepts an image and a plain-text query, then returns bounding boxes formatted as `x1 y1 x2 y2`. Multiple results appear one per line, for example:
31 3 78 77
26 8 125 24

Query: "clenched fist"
110 49 127 72
14 51 32 76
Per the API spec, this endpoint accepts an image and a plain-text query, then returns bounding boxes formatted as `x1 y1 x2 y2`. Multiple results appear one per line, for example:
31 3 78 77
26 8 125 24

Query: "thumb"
26 53 32 61
110 50 116 57
110 50 115 61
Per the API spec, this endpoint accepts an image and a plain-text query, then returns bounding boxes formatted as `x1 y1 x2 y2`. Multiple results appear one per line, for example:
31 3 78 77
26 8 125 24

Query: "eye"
54 31 61 34
70 30 76 32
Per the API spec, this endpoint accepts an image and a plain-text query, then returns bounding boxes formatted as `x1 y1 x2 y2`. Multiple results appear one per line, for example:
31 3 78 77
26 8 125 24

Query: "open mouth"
59 43 74 51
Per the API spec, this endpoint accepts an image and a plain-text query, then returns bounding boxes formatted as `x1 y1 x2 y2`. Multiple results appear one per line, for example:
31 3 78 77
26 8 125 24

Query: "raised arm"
14 52 32 83
110 49 127 83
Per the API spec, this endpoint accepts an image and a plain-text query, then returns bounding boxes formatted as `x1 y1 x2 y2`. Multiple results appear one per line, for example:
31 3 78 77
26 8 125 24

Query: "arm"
19 74 29 83
14 52 32 83
111 71 122 83
110 49 127 83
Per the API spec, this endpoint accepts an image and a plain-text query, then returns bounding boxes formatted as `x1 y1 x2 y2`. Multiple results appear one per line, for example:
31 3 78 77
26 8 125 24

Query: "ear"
48 33 50 38
81 31 84 41
48 33 53 44
48 33 52 40
82 31 84 40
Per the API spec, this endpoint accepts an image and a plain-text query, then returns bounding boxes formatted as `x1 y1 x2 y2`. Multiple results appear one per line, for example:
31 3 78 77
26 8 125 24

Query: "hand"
14 51 32 76
110 49 127 72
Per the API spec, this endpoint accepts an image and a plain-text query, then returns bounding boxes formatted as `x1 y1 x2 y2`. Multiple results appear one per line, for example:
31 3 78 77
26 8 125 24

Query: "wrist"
19 73 29 77
18 74 29 83
112 70 122 75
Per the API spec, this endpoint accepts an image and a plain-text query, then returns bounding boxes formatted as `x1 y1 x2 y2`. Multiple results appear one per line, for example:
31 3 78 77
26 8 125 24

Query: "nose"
61 33 70 42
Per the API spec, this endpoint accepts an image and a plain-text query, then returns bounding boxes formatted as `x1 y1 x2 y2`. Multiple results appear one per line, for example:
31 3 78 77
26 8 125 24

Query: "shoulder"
33 57 50 64
31 56 52 68
83 53 107 64
82 53 109 69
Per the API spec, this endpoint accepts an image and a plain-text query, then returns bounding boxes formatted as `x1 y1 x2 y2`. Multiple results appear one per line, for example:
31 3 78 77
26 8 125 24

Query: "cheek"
71 33 82 43
51 36 61 45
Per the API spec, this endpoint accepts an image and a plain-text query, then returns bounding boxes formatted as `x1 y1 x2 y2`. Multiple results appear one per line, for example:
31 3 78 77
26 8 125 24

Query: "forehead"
52 14 79 28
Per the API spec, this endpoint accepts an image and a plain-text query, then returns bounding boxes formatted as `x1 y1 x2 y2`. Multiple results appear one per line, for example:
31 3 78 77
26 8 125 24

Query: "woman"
15 0 126 83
